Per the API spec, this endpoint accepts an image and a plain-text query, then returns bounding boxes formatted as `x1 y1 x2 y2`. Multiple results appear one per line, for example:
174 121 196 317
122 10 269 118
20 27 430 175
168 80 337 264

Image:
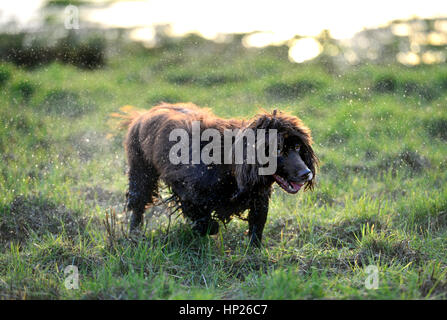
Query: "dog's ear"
232 129 260 198
233 162 258 199
232 114 276 198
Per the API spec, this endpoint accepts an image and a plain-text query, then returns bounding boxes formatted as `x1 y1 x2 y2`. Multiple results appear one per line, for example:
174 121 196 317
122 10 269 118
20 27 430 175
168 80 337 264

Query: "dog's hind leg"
126 152 159 232
127 167 159 232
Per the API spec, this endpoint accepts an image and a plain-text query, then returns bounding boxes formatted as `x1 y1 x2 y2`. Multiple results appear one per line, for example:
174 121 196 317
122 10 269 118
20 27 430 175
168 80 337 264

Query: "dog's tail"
109 105 145 130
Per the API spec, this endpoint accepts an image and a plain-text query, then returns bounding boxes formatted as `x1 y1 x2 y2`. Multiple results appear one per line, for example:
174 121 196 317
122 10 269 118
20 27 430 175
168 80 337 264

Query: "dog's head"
233 109 318 195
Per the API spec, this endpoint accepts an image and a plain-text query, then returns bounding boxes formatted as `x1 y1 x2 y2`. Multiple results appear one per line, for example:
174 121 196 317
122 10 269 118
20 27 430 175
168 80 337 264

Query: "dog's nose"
298 168 312 181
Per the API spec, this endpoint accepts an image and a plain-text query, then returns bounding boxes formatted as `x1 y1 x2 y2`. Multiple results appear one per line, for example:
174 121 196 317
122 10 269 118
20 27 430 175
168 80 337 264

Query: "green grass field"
1 37 447 299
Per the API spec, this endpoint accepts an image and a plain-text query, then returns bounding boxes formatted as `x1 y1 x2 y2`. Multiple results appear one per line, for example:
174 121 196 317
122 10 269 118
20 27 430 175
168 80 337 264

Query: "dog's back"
124 103 245 166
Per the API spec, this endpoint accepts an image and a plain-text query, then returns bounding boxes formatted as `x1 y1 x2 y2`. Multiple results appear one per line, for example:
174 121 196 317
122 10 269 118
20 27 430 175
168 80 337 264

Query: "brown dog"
120 103 318 246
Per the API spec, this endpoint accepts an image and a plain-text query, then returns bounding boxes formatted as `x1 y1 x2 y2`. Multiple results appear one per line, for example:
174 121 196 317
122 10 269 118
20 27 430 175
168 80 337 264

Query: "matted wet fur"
119 103 318 246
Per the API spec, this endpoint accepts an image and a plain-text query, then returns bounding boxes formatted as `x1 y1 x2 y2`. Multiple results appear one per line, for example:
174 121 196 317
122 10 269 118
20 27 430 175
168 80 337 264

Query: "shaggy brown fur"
118 103 318 246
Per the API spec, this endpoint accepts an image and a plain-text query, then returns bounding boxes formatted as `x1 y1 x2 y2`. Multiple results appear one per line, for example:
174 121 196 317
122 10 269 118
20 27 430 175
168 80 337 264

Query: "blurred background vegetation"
1 0 447 70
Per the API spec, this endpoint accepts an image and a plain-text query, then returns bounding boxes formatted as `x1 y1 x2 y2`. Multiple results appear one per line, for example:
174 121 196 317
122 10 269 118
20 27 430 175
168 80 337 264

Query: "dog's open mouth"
273 174 304 194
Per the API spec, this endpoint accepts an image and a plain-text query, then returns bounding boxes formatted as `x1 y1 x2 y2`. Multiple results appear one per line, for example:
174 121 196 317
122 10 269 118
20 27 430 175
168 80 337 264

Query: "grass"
1 37 447 299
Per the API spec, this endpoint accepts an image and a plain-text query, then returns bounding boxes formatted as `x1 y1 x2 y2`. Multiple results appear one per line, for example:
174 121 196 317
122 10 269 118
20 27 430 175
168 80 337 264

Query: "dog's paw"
208 219 219 235
191 218 219 236
129 212 144 232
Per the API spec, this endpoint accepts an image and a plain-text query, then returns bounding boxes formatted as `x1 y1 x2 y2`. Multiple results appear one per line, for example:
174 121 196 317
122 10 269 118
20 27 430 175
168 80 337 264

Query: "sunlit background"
1 0 447 65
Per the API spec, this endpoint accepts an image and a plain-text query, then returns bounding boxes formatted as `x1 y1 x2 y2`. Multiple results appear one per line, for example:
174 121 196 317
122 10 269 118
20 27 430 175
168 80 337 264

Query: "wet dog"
120 103 318 246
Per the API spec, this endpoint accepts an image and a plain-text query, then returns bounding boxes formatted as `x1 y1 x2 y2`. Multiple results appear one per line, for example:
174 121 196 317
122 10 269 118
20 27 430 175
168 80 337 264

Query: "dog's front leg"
248 197 269 247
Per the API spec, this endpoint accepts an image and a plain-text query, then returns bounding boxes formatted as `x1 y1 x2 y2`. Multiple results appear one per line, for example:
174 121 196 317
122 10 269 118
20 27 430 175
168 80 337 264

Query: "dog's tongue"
290 181 304 192
273 174 304 194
